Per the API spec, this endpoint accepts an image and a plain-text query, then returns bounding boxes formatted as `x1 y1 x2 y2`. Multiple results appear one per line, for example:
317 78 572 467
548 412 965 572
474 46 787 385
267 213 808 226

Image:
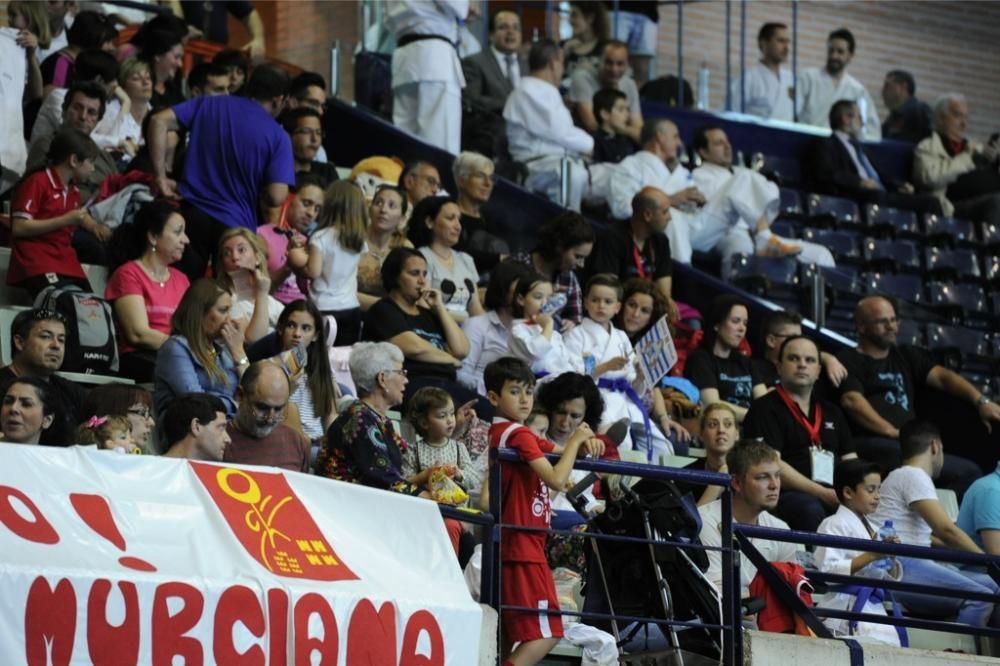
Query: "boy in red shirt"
485 357 603 666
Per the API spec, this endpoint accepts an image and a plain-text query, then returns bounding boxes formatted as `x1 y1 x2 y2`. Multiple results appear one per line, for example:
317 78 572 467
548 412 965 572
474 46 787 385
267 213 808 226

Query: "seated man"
836 295 991 495
281 107 339 189
567 40 643 142
503 38 596 211
881 70 932 144
286 71 330 162
753 309 847 389
161 393 231 461
743 336 857 531
691 125 835 272
401 160 442 212
0 309 84 447
590 89 638 164
913 93 1000 224
809 100 941 215
223 361 310 473
870 420 998 627
699 439 803 598
957 463 1000 556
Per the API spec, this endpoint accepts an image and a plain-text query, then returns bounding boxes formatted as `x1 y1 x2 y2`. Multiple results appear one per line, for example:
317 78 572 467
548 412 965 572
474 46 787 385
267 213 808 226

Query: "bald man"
224 361 311 472
586 186 679 319
835 296 993 494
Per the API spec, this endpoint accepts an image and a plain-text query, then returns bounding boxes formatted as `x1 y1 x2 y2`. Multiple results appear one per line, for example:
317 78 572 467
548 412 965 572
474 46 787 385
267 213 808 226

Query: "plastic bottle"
873 519 896 571
697 62 710 111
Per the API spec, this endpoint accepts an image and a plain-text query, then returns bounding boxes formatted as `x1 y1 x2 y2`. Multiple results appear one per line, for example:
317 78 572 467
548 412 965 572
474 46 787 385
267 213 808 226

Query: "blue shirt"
174 95 294 230
154 335 239 419
957 464 1000 551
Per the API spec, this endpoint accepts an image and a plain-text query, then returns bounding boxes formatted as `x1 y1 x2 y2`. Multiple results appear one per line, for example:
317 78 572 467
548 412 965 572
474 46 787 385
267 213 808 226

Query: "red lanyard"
632 244 648 279
775 385 823 447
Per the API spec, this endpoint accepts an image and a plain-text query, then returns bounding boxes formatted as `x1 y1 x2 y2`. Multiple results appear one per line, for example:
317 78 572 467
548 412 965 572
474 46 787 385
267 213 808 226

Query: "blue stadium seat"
895 319 926 347
729 255 799 297
925 282 988 326
981 222 1000 248
924 215 977 247
862 272 923 304
807 193 861 229
864 204 920 239
862 238 922 273
800 229 862 262
770 219 798 239
924 248 981 282
983 255 1000 285
758 154 803 187
778 187 804 217
926 324 990 370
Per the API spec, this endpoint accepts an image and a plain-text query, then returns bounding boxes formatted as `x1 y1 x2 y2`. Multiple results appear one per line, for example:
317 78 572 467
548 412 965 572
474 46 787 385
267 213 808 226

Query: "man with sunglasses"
223 361 310 473
0 308 84 446
837 296 993 494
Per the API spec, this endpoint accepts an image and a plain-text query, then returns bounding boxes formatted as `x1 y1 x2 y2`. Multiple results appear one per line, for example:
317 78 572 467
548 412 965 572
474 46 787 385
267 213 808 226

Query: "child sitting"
564 273 673 459
402 386 477 494
10 128 110 296
77 414 141 454
484 357 602 666
507 272 584 380
590 88 638 164
814 459 904 646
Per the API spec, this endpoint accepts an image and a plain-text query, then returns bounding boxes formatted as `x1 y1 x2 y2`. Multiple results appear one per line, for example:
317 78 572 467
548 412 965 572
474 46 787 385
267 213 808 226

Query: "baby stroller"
576 477 722 664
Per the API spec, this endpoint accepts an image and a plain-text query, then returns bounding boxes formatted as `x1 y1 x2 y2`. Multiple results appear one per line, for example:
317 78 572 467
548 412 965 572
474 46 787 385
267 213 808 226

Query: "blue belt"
837 583 909 647
598 376 653 462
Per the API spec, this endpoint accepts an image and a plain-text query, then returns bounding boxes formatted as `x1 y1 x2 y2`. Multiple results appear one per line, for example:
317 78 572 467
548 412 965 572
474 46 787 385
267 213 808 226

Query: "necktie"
504 54 516 85
852 139 884 190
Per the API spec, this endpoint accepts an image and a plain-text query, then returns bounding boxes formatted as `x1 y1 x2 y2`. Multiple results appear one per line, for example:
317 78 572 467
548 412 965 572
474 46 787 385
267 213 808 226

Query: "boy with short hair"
564 274 673 457
591 88 638 163
814 459 903 645
485 357 599 666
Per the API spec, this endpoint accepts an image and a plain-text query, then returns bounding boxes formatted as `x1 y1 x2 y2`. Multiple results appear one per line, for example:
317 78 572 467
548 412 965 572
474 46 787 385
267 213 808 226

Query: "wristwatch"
976 394 992 408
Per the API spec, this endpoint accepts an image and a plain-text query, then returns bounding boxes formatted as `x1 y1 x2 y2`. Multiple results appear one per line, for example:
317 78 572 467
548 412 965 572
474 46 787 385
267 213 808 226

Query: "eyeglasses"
127 407 152 420
251 402 287 421
415 174 440 189
383 368 408 378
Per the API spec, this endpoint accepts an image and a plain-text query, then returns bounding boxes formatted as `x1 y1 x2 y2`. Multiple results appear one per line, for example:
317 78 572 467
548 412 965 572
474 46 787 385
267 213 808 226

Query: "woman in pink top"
105 202 191 382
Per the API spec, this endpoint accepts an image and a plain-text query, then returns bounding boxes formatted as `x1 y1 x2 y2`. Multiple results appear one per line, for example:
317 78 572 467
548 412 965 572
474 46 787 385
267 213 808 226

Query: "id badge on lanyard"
811 447 835 485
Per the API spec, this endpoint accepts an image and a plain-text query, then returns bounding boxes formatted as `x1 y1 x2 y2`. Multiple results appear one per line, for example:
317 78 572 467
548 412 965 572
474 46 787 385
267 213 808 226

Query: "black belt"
397 33 455 48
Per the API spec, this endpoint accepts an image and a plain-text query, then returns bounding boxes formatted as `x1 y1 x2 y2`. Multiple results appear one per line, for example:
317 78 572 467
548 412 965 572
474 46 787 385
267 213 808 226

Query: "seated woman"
363 247 488 419
154 279 249 419
674 402 738 506
358 184 411 310
458 260 533 395
0 378 55 445
257 175 324 305
683 294 766 422
91 57 153 161
408 196 484 324
452 151 509 275
214 228 283 343
79 383 156 453
512 212 594 331
105 201 190 382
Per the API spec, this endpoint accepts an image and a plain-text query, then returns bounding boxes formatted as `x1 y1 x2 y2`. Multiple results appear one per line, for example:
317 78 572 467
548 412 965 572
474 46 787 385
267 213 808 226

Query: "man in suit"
461 10 523 115
809 99 941 216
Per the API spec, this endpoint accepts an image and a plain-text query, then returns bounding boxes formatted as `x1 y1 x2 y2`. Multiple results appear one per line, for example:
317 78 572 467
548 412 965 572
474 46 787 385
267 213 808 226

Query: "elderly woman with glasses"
452 151 509 275
317 341 427 493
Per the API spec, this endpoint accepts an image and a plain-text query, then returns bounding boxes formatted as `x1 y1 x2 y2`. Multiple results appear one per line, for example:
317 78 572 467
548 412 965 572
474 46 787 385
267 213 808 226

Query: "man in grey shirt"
568 40 643 143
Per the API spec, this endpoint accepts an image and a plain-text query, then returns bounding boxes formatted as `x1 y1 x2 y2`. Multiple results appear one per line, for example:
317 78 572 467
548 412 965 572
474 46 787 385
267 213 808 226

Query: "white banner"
0 446 482 665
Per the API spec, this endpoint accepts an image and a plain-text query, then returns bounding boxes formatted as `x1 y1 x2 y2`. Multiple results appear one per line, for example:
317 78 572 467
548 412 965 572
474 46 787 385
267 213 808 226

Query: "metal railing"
488 447 741 665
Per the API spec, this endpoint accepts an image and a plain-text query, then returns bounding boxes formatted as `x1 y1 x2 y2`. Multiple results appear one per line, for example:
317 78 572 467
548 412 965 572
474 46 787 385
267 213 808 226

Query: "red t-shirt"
489 418 555 563
104 260 191 355
10 168 85 284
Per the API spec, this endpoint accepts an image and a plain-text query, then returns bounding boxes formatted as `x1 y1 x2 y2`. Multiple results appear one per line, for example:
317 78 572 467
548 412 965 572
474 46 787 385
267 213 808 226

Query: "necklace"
139 257 169 288
430 246 453 263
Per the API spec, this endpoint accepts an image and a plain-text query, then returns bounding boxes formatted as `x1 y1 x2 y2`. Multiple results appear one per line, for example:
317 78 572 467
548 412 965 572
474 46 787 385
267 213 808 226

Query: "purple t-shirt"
174 96 294 230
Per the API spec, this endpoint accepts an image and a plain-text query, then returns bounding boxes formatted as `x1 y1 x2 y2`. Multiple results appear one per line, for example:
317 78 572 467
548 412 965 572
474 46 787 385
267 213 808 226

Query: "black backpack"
34 285 119 374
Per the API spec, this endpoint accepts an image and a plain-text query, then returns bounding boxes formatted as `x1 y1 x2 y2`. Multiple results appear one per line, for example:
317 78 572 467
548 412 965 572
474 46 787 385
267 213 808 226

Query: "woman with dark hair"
616 277 668 345
1 378 55 445
275 300 339 442
105 201 191 381
683 294 766 422
562 1 610 79
40 11 117 92
408 195 484 323
79 383 156 452
154 279 247 419
363 247 488 418
135 28 186 109
512 212 595 331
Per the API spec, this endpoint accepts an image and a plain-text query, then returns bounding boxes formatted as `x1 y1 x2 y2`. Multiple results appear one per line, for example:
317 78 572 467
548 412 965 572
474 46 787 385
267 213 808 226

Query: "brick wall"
650 0 1000 140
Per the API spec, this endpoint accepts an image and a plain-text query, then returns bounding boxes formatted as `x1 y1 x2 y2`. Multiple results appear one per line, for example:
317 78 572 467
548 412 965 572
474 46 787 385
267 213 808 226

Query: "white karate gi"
693 163 836 271
815 505 903 646
386 0 468 154
730 62 797 122
797 68 881 141
507 319 584 379
563 318 672 458
503 76 595 211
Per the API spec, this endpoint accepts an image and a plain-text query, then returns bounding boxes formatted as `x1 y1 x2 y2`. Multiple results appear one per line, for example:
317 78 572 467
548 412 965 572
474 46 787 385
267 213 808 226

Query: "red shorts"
500 561 564 642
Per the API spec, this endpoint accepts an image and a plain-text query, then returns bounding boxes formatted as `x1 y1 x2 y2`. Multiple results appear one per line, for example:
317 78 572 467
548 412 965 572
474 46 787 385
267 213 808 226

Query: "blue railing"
488 447 741 665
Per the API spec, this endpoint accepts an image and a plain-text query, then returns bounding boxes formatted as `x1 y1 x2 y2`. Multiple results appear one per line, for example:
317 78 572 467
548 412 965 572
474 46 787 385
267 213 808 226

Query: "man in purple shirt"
148 64 296 280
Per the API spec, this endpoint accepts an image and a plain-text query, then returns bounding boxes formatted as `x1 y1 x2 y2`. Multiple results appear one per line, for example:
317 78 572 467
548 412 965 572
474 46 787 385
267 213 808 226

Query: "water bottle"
697 61 711 111
676 171 698 214
873 520 896 571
